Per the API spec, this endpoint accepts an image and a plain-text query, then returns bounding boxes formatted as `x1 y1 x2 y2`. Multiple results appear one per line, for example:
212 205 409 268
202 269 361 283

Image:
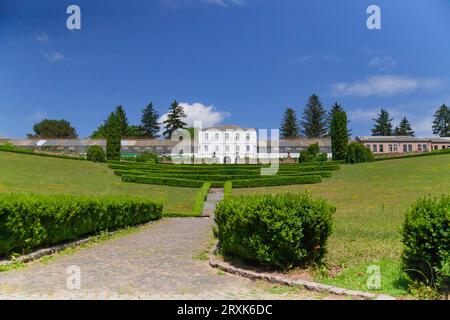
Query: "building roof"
203 125 254 131
429 137 450 143
356 136 431 143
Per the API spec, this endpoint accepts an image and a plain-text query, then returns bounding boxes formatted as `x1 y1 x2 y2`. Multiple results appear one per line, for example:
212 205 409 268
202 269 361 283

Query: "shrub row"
192 182 211 215
122 175 205 188
0 147 86 161
231 175 321 188
0 194 162 257
402 196 450 292
113 170 331 180
215 193 335 269
223 181 233 200
122 174 322 188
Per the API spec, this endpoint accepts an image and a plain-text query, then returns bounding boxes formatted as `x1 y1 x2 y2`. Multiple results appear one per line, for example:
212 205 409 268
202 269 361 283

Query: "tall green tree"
163 100 187 138
91 106 130 138
371 108 393 136
105 112 122 160
29 119 78 138
330 103 349 160
394 117 415 136
114 105 129 136
432 104 450 137
141 103 160 138
280 108 300 138
301 94 327 138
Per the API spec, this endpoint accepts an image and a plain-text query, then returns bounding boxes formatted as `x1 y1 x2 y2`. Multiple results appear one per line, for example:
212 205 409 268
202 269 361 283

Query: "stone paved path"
0 189 331 300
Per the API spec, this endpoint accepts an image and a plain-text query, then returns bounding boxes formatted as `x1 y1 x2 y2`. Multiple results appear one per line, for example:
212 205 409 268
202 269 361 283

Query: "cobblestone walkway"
0 189 330 300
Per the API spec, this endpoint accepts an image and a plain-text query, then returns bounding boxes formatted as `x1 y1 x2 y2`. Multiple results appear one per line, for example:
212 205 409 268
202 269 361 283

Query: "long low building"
3 136 332 162
356 136 450 155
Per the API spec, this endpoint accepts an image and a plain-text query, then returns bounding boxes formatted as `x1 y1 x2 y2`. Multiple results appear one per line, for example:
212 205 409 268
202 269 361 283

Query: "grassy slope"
234 155 450 295
0 151 198 215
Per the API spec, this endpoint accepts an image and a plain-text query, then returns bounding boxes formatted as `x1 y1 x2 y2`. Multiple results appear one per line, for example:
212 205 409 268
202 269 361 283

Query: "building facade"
356 136 450 155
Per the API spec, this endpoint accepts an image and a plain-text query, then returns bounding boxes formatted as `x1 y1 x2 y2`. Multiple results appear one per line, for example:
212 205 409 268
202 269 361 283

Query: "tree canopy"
29 119 78 138
371 108 393 136
301 94 327 138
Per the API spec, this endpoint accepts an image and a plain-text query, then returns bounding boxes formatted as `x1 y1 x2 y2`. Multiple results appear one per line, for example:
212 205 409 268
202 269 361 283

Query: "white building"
197 125 258 164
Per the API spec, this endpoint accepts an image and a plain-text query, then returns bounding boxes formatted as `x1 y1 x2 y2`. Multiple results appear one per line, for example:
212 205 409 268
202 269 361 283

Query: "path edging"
209 242 395 300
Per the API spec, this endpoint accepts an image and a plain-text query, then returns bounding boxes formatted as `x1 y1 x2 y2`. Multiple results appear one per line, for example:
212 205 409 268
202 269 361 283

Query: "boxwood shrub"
231 175 321 188
87 145 106 163
215 193 335 269
193 182 211 215
122 175 205 187
0 194 162 257
402 196 450 292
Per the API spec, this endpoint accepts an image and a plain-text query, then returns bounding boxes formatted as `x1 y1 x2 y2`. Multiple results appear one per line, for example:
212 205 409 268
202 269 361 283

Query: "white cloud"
158 102 230 128
331 75 442 97
40 51 64 63
290 54 339 64
368 56 396 69
35 32 49 42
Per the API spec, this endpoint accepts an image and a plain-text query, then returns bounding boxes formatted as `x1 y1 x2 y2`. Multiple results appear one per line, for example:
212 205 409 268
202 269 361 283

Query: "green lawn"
233 155 450 295
0 151 198 215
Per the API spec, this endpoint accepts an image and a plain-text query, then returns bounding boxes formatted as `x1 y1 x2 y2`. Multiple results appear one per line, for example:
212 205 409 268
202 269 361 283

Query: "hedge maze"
108 161 343 188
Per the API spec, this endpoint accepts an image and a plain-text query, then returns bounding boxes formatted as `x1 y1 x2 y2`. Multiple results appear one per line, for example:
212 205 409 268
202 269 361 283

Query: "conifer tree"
280 108 300 138
141 103 160 138
301 94 327 138
163 100 187 138
371 108 393 136
432 104 450 137
330 103 349 160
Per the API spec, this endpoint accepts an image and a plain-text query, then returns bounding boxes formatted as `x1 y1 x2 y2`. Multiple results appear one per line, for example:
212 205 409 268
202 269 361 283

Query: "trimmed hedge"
402 196 450 292
223 181 233 200
0 148 86 161
193 182 211 215
122 175 205 188
345 142 374 164
0 194 162 257
231 175 321 188
114 170 331 180
215 193 335 269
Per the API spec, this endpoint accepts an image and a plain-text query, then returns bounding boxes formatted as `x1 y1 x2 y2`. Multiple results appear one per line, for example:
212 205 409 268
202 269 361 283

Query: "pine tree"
395 117 415 136
163 100 187 138
280 108 300 138
371 108 393 136
105 112 122 160
432 104 450 137
330 103 349 160
141 103 160 138
301 94 327 138
115 105 129 137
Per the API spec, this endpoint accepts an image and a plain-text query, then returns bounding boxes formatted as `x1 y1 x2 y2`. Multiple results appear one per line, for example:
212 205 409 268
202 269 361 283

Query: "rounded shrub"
135 151 159 163
345 142 374 164
317 152 328 162
402 196 450 293
215 193 335 269
87 145 106 163
299 150 313 163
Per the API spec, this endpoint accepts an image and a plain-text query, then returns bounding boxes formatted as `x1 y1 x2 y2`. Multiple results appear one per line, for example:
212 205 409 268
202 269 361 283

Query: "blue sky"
1 0 450 138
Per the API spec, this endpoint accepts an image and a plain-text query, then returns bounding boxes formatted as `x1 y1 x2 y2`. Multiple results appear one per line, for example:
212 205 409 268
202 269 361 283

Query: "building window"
372 144 377 153
204 145 208 152
423 144 428 152
225 145 229 151
225 133 229 141
379 144 384 152
235 133 240 141
408 144 413 152
418 144 422 151
236 145 240 152
246 133 250 141
393 144 398 152
388 144 393 152
215 145 219 151
366 144 370 149
215 133 219 140
246 145 250 152
205 133 209 141
403 144 408 153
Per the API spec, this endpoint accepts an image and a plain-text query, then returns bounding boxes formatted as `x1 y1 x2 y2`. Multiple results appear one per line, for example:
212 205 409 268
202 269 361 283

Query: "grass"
233 155 450 295
0 151 198 215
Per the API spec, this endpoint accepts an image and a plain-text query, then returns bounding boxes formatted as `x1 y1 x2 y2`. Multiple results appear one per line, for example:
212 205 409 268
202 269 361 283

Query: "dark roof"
356 136 431 143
